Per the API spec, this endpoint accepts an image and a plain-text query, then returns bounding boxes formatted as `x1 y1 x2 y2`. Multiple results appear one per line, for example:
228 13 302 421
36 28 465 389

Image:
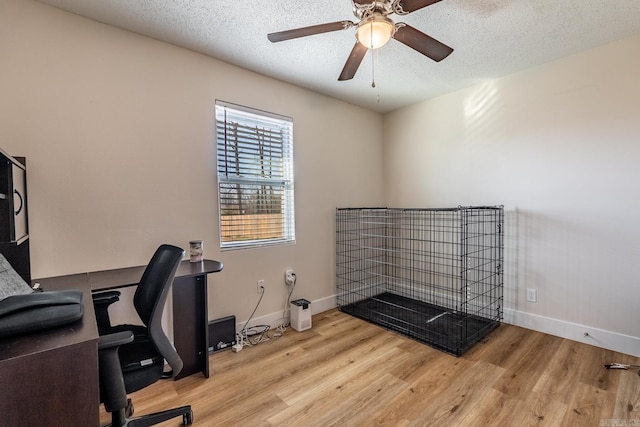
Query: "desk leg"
172 274 209 380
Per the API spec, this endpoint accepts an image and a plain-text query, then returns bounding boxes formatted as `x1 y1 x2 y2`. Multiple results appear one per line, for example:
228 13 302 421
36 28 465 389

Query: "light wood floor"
101 309 640 426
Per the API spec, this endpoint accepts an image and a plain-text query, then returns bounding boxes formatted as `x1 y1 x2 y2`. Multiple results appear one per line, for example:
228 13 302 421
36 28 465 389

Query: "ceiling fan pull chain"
372 48 381 103
371 20 376 89
371 46 376 89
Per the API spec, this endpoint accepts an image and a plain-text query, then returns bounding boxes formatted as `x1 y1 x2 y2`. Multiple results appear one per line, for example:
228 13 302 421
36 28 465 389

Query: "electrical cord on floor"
245 325 271 345
235 274 297 348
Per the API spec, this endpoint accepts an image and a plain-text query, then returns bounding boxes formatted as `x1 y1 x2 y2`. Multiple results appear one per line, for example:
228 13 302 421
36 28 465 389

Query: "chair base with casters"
99 331 194 426
94 244 193 427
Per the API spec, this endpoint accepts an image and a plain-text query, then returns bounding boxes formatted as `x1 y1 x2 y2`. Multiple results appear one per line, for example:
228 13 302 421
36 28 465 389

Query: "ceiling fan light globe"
356 16 395 49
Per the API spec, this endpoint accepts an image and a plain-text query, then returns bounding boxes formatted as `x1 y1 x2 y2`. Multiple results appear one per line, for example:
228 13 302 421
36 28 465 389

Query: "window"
215 101 295 249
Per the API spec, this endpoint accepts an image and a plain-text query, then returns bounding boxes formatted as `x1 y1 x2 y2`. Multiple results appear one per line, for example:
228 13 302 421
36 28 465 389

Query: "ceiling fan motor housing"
353 0 395 20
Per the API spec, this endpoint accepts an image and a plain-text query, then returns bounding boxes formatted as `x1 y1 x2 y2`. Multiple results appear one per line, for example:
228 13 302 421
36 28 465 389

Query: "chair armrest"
92 290 121 331
98 330 133 413
92 290 121 307
98 330 133 350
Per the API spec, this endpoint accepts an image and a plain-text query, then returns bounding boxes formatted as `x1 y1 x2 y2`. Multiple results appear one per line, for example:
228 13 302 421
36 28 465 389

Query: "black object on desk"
0 289 83 337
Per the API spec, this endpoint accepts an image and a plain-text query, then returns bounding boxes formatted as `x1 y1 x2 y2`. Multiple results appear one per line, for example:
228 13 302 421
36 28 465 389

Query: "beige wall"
0 0 384 324
383 34 640 355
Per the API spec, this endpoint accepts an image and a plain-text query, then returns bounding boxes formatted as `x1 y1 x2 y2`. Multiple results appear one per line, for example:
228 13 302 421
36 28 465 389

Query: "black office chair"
93 244 194 426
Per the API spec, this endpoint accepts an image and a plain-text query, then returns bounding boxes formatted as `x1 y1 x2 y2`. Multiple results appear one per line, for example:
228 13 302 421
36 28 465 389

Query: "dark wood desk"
0 259 222 426
0 274 98 426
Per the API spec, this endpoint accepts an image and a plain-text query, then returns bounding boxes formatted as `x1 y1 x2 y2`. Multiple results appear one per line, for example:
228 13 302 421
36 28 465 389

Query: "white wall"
383 34 640 356
0 0 384 326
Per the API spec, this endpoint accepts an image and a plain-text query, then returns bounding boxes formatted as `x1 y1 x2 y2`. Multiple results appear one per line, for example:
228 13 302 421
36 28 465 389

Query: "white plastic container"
290 299 312 331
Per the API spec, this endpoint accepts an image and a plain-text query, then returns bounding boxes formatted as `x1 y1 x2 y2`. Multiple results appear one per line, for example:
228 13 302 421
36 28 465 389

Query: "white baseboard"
504 308 640 358
237 295 337 331
235 295 640 358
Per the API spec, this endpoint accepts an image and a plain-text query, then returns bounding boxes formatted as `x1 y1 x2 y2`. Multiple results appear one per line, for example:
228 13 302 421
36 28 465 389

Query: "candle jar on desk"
189 240 203 263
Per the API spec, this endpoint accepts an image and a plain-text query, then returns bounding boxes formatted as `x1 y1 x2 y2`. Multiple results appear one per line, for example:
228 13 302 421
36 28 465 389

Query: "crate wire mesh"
336 206 504 356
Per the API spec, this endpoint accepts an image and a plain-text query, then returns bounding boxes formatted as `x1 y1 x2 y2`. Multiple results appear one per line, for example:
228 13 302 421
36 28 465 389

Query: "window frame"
215 100 295 250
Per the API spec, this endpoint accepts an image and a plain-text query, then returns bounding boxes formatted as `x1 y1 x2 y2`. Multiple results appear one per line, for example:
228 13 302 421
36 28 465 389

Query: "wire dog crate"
336 206 504 356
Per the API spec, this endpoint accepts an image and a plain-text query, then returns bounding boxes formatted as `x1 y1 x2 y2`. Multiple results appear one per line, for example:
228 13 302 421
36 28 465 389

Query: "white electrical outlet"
526 288 537 303
257 279 265 294
285 270 296 286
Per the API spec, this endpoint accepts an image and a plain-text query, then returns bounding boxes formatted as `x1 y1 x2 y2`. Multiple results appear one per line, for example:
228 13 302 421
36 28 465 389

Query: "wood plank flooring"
101 309 640 426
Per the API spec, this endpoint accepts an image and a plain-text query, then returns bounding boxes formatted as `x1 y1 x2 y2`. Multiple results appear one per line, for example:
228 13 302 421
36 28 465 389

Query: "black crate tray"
340 292 499 356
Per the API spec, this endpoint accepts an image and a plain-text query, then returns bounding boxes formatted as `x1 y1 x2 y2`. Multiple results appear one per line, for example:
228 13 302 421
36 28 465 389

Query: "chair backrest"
133 244 185 375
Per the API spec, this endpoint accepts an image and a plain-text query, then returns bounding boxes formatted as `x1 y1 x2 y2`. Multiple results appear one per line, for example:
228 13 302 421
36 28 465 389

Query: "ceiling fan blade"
268 21 355 43
393 24 453 62
395 0 442 14
338 42 368 81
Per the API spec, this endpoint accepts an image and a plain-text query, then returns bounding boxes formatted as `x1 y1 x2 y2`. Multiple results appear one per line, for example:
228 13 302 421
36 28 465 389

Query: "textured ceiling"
35 0 640 113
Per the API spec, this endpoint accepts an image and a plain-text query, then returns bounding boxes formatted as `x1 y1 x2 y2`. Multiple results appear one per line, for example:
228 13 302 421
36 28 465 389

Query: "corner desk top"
0 259 222 362
31 259 223 292
84 259 223 292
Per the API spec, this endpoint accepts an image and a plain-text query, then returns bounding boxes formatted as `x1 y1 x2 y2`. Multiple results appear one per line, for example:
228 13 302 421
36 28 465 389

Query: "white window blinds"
215 101 295 249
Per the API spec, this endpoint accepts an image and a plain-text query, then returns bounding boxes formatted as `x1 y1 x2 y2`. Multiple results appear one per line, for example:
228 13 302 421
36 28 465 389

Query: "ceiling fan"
267 0 454 81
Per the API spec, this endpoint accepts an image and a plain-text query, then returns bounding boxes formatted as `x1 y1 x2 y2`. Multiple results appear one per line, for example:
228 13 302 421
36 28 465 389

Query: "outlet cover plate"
526 288 537 303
